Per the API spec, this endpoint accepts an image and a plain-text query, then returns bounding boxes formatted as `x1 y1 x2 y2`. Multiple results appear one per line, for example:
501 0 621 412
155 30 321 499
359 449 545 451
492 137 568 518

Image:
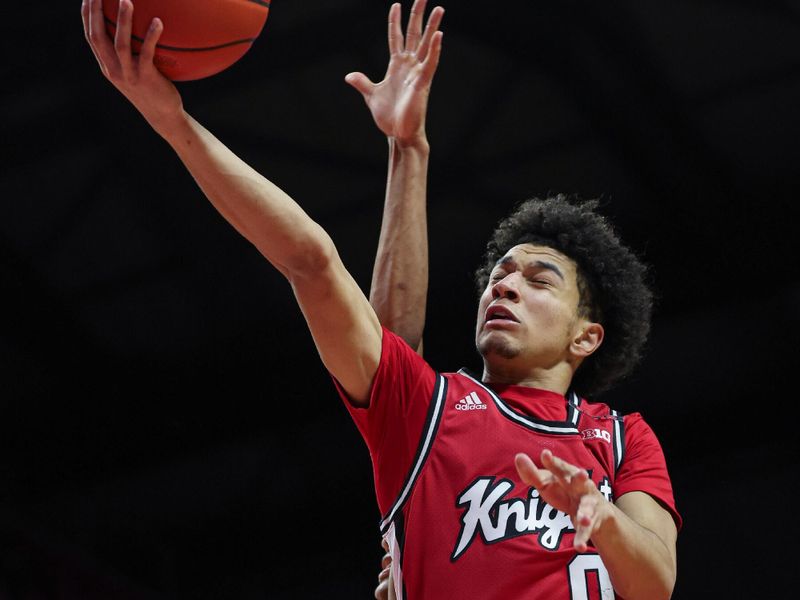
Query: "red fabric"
334 328 681 598
491 382 570 421
336 328 436 515
617 413 682 529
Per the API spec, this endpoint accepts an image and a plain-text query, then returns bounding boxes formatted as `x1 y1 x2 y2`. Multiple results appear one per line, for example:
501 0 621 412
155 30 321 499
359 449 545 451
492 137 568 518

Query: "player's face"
475 244 587 374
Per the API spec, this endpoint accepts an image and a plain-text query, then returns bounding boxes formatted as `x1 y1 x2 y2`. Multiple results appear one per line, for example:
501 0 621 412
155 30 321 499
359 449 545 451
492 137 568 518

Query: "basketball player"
350 4 680 600
82 0 679 598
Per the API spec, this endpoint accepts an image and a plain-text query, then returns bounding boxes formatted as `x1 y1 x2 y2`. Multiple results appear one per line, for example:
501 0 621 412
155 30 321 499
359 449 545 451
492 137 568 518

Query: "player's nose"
491 273 520 301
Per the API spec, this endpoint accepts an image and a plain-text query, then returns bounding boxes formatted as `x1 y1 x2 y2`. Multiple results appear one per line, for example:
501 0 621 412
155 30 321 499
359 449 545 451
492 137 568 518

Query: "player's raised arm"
515 451 677 600
82 0 381 403
346 0 444 353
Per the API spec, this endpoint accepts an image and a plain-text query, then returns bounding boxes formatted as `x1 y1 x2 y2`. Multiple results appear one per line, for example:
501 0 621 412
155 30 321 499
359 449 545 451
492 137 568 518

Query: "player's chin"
477 332 521 360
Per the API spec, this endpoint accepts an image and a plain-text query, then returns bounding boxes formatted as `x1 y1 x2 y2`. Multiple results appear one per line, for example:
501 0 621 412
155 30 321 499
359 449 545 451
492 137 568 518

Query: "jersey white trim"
458 370 579 435
383 523 404 600
379 374 447 534
611 408 625 471
567 390 581 426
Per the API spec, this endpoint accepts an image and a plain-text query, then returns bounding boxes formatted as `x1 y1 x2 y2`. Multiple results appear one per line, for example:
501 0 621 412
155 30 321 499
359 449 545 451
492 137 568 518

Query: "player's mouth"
484 304 520 328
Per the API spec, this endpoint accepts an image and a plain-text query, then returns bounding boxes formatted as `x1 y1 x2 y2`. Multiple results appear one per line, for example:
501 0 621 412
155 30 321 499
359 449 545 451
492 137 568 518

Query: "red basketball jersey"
339 329 679 600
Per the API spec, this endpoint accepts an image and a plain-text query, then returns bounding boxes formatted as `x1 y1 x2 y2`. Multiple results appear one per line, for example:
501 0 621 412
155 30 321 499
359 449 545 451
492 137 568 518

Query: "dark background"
2 0 798 597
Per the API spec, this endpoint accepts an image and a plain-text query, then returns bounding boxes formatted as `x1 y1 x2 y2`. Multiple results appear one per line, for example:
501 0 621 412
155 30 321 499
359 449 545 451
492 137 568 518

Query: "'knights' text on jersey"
337 328 679 600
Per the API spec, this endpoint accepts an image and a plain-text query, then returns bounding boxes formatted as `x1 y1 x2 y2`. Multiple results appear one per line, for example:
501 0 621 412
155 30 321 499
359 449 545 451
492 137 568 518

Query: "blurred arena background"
1 0 798 597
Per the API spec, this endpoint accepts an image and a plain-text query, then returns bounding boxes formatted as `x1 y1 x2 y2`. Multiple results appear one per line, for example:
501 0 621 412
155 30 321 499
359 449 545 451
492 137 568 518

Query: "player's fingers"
541 450 581 480
387 3 403 56
381 552 392 570
405 0 427 52
573 526 591 553
417 31 443 88
114 0 134 73
81 0 92 43
375 578 390 600
86 0 119 76
416 6 444 62
573 495 599 552
542 450 590 491
138 17 162 70
515 453 549 488
575 493 595 528
344 72 375 99
81 0 105 70
555 466 590 492
86 0 106 49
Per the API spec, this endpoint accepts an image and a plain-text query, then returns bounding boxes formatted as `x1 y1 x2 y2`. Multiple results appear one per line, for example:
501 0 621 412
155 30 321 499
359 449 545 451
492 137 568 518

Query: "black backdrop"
2 0 798 597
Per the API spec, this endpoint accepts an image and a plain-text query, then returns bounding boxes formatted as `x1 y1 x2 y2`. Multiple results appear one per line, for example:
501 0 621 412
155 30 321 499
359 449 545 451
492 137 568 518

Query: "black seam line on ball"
104 18 256 51
154 38 255 51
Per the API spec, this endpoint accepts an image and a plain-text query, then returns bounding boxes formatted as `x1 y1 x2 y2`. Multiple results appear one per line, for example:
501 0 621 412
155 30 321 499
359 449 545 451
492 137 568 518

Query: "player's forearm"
369 138 429 351
158 110 335 276
592 502 676 600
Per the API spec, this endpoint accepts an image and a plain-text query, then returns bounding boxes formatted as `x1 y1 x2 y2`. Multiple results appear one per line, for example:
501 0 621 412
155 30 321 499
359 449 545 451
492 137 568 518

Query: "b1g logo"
581 428 611 443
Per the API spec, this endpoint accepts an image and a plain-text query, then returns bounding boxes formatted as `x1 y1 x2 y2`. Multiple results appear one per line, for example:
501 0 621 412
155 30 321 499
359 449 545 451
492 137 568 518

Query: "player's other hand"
346 0 444 149
515 450 611 553
82 0 184 135
374 538 393 600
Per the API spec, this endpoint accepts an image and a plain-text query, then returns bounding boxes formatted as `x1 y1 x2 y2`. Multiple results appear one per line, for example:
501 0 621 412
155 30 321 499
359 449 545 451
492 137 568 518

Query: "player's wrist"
151 105 192 141
390 133 430 154
586 494 619 543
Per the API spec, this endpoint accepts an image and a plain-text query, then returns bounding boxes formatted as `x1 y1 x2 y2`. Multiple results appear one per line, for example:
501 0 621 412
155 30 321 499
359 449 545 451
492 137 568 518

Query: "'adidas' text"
455 392 487 411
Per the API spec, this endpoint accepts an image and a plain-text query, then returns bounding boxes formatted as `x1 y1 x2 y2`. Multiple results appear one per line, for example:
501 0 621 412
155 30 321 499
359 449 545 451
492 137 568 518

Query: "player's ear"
570 321 604 359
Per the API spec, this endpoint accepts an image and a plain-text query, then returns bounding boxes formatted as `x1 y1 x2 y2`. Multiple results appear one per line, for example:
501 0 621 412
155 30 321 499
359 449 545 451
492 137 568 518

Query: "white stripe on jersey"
569 391 581 426
459 371 579 434
383 522 404 600
380 374 447 533
612 409 624 470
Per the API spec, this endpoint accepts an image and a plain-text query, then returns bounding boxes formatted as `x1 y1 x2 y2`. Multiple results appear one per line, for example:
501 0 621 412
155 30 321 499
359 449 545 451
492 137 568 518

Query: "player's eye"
528 278 551 286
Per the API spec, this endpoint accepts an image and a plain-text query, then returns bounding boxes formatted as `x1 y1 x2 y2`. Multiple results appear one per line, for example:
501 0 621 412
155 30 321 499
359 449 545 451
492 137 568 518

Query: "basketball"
103 0 270 81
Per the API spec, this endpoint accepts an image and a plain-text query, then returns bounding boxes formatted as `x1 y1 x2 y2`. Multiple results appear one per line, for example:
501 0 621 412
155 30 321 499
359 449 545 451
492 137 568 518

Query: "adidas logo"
455 392 488 411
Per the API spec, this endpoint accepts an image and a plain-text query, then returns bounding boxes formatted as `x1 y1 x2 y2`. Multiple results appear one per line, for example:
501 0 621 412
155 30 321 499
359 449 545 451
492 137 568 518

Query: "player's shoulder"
579 397 647 424
440 369 477 393
576 396 620 418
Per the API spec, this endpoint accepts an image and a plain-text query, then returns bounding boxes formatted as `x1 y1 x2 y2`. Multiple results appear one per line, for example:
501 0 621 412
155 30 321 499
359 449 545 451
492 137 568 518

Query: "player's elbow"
650 537 677 600
648 575 676 600
282 232 339 280
661 562 677 600
616 567 676 600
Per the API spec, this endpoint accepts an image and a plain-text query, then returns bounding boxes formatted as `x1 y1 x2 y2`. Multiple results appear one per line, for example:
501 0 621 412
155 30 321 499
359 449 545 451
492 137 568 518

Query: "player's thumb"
344 72 374 99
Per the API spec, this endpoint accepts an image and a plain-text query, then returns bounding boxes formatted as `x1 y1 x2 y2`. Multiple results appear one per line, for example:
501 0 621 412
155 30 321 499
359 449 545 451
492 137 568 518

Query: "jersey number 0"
568 554 615 600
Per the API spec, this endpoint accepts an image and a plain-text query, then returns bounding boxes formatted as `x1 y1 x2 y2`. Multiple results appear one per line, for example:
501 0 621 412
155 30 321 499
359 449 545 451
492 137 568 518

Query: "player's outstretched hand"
515 450 610 553
345 0 444 148
82 0 184 135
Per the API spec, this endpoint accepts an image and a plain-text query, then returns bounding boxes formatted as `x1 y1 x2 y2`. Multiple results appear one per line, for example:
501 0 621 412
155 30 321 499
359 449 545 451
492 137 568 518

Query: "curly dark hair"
474 195 653 398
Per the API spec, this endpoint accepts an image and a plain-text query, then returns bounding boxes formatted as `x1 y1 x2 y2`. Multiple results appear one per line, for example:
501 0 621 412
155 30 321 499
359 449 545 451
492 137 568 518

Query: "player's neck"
481 361 572 395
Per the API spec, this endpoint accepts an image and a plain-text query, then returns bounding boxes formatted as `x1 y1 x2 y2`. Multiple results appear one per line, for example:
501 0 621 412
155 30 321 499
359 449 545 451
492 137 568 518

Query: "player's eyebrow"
532 260 565 281
496 256 565 281
496 256 516 267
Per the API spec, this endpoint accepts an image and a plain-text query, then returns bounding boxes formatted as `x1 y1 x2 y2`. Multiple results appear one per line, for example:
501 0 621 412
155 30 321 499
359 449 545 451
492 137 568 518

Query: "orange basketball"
103 0 270 81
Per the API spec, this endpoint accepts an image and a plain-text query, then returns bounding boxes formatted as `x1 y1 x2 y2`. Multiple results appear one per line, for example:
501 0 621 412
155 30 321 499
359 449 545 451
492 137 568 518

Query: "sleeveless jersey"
338 329 679 600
